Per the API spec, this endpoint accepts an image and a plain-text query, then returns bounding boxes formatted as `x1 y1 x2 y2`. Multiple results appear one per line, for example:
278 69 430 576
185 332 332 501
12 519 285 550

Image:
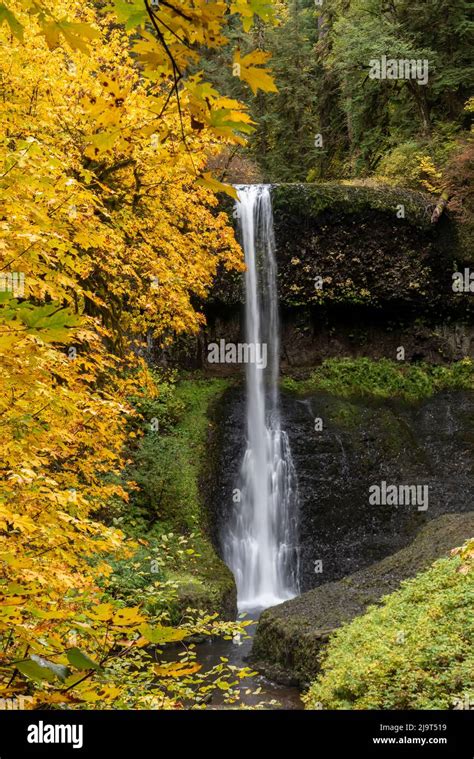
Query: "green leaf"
14 303 79 342
113 0 147 30
17 659 54 683
31 655 69 682
139 623 188 644
67 647 101 671
16 656 69 683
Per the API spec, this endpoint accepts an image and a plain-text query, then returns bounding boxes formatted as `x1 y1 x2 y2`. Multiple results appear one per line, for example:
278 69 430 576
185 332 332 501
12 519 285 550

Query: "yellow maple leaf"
112 607 145 626
196 172 237 200
233 50 277 95
41 19 99 52
153 662 202 678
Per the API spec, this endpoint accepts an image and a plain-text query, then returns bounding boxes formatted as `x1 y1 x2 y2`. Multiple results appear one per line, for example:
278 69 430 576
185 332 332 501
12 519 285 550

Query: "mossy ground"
304 539 474 710
252 514 474 688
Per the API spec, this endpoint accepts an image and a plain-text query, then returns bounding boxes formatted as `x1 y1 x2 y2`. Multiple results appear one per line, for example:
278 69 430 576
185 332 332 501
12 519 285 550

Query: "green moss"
325 398 365 429
304 541 474 710
118 378 230 530
271 182 433 229
105 375 236 620
281 358 474 402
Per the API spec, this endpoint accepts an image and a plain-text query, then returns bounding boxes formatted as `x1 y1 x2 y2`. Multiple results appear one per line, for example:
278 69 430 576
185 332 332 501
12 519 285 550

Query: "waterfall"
223 184 299 611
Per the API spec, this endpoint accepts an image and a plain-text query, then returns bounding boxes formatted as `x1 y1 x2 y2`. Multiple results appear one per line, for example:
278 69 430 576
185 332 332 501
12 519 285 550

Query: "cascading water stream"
223 185 299 611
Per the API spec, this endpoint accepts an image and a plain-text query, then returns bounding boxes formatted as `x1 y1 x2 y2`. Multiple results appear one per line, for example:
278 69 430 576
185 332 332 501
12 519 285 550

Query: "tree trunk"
407 80 431 136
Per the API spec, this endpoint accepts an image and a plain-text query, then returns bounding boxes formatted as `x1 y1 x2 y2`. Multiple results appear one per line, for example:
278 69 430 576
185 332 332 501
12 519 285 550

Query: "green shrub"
282 357 473 402
126 377 229 529
304 542 474 710
128 370 185 434
376 126 461 190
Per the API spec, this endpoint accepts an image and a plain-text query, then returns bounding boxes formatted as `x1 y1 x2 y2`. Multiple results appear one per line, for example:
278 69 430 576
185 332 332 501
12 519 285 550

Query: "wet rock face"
207 385 246 555
211 183 471 316
210 388 474 596
281 389 474 592
156 307 474 372
278 310 474 367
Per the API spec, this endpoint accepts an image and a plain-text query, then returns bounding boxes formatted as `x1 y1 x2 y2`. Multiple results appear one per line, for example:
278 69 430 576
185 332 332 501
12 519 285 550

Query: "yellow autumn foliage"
0 0 265 708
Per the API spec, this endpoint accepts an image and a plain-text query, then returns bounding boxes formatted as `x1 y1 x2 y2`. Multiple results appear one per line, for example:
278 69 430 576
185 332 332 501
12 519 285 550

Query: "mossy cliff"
251 513 474 687
211 182 470 309
273 183 463 312
179 182 474 370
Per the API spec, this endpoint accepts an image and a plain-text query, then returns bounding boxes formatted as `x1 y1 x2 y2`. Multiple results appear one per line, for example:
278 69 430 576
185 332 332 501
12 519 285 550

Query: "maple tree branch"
62 641 138 694
0 241 37 272
31 402 52 419
98 158 136 179
154 13 192 49
144 1 196 169
160 0 193 22
48 192 77 218
144 0 182 79
28 539 70 558
157 83 178 119
0 143 34 179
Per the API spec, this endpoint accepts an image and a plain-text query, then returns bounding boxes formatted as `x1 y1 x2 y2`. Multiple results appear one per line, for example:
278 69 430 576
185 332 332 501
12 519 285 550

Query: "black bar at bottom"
0 710 473 757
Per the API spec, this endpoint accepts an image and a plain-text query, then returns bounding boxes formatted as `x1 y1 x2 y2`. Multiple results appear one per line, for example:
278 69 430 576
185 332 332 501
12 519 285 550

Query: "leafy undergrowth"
304 540 474 710
103 374 236 622
282 357 474 402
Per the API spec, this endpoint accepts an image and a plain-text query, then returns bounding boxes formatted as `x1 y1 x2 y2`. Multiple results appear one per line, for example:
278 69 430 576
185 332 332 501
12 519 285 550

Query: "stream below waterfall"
193 614 302 709
161 612 302 710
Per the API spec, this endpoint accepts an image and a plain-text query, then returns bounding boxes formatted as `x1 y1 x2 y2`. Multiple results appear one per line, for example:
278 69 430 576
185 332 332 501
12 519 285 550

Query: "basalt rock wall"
159 183 473 370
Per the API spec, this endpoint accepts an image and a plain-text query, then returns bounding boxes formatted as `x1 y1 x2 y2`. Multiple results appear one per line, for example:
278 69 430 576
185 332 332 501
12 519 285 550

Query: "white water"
223 185 299 611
